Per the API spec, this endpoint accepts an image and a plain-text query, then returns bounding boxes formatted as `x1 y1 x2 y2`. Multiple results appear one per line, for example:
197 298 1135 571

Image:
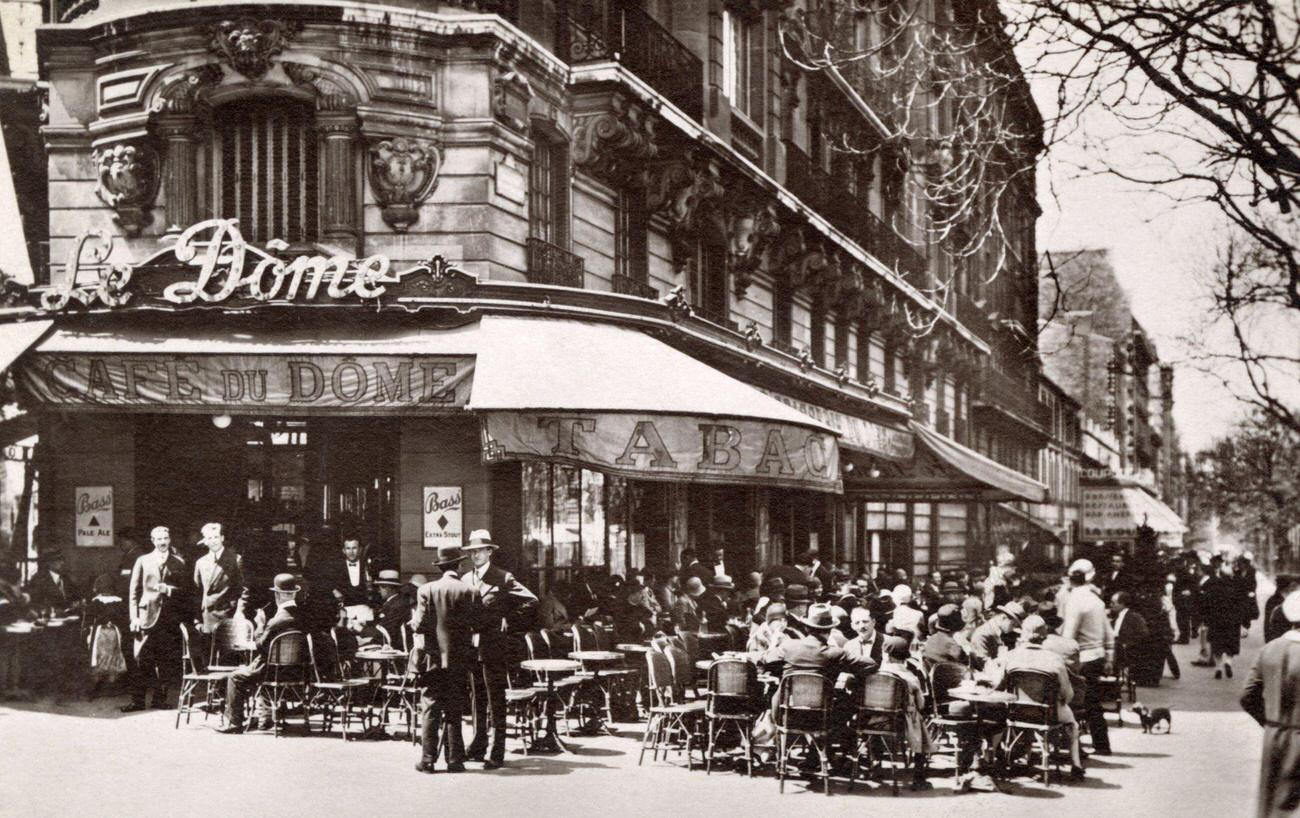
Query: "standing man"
1242 590 1300 818
329 537 372 607
193 522 243 633
217 573 303 733
463 529 538 769
375 569 410 640
1061 558 1114 756
122 526 188 712
412 546 481 773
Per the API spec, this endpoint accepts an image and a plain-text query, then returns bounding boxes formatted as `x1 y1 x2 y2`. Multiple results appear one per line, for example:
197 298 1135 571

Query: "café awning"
470 315 842 493
910 422 1049 503
1082 485 1188 539
846 421 1048 503
0 320 52 375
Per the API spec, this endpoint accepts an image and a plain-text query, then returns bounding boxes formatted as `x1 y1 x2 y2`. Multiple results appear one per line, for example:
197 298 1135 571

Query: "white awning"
1083 485 1188 538
0 320 53 373
471 316 842 493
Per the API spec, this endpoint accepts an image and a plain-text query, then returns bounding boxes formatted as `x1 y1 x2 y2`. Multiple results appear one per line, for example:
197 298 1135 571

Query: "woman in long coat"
1242 592 1300 817
1201 561 1244 679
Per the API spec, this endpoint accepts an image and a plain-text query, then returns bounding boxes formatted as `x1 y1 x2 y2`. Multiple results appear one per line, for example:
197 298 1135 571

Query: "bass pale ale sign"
19 354 474 413
75 486 113 547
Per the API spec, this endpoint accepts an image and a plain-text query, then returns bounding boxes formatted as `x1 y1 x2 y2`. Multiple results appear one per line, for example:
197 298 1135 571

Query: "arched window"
210 98 319 244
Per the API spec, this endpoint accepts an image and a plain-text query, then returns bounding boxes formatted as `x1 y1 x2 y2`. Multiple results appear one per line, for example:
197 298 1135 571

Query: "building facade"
0 0 1049 588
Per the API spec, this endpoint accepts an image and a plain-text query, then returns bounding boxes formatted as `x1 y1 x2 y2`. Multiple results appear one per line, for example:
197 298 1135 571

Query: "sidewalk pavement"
0 630 1265 818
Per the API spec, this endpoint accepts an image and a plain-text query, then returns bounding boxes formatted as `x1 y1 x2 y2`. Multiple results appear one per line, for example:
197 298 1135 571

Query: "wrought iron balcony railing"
976 368 1052 431
526 237 585 289
612 273 658 300
564 2 703 120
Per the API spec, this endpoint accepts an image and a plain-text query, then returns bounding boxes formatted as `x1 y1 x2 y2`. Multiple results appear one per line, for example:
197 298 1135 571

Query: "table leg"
529 679 572 753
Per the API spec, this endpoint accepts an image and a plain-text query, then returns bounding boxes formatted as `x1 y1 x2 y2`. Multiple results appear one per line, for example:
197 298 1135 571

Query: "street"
0 632 1263 818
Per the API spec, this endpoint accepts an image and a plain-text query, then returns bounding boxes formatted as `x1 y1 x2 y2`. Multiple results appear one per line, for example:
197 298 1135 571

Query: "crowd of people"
0 525 1269 794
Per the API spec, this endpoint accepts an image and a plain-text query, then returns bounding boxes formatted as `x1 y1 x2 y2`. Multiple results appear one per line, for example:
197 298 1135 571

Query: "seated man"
969 601 1024 670
762 602 878 680
877 634 936 790
843 606 884 666
375 569 411 642
922 604 968 667
219 573 304 733
982 614 1085 779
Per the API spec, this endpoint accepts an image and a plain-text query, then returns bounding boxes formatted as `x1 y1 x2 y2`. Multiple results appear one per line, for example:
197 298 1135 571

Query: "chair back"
524 631 547 661
374 625 394 647
725 622 747 653
210 617 255 667
266 631 309 668
1007 668 1060 725
859 671 908 716
180 623 202 676
646 649 676 706
545 628 574 656
664 645 693 693
928 660 968 711
572 624 596 652
776 671 832 732
592 623 613 651
707 657 759 717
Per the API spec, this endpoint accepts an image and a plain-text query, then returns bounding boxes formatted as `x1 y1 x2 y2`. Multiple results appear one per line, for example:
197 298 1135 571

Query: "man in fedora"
26 550 76 613
699 574 734 634
922 603 968 667
762 602 877 678
463 528 537 768
219 573 303 733
412 546 481 773
969 600 1025 670
374 569 410 640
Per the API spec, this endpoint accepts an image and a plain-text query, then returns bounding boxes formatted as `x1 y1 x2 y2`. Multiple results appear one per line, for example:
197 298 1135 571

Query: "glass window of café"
862 500 970 577
522 463 671 592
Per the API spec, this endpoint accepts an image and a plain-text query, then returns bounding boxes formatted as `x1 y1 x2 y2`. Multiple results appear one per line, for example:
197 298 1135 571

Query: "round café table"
521 658 582 753
948 688 1017 787
615 644 654 717
354 646 409 737
569 651 627 733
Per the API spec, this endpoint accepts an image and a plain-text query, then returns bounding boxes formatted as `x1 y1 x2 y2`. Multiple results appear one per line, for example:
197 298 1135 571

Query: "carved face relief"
93 143 159 237
210 19 299 80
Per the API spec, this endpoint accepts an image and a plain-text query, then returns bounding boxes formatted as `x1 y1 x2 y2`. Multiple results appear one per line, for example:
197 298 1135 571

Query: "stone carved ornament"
152 64 224 114
368 137 442 232
572 94 658 186
93 143 160 237
646 152 726 270
724 201 782 299
283 62 357 112
209 18 302 80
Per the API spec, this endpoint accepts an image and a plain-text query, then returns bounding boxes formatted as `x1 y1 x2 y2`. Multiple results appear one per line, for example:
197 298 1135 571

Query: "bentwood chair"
573 624 639 721
207 617 255 673
525 631 591 734
850 672 910 796
308 631 373 740
251 630 311 736
703 657 763 775
927 660 976 752
639 648 706 768
774 671 834 795
1003 669 1071 784
377 648 425 744
176 624 232 729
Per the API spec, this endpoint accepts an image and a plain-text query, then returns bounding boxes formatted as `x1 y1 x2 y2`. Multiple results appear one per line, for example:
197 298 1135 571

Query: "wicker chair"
927 660 976 751
704 658 763 775
308 631 373 740
251 630 311 736
176 624 232 729
774 671 834 795
639 648 706 767
850 672 910 796
206 617 255 673
1003 668 1072 784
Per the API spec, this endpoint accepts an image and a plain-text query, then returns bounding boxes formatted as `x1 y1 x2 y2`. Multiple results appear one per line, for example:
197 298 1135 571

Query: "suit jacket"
989 643 1074 714
377 592 412 642
921 630 965 667
1113 609 1150 668
465 563 537 662
1243 633 1300 817
697 591 730 633
411 573 481 669
763 564 813 590
26 570 75 611
247 603 305 674
129 550 189 632
324 558 372 607
845 632 885 666
763 633 877 679
193 548 244 629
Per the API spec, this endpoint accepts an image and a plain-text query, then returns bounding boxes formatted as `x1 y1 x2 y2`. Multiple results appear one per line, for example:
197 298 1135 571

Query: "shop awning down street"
0 320 52 375
1082 484 1188 539
471 315 843 493
842 421 1049 503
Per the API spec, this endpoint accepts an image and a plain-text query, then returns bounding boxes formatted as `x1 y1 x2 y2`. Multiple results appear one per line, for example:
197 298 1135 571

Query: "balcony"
954 292 993 339
612 273 658 300
564 3 703 120
526 237 585 289
973 368 1052 443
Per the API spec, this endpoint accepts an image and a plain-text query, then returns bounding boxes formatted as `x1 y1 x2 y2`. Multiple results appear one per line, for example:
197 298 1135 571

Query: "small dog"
1131 703 1172 734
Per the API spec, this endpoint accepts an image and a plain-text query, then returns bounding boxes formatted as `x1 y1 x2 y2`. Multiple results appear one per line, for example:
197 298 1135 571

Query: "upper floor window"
530 127 571 248
615 189 649 282
722 9 764 121
690 239 729 325
212 99 318 244
773 276 793 349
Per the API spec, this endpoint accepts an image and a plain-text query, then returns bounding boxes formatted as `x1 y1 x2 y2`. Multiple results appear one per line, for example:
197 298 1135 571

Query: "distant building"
1039 249 1187 552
